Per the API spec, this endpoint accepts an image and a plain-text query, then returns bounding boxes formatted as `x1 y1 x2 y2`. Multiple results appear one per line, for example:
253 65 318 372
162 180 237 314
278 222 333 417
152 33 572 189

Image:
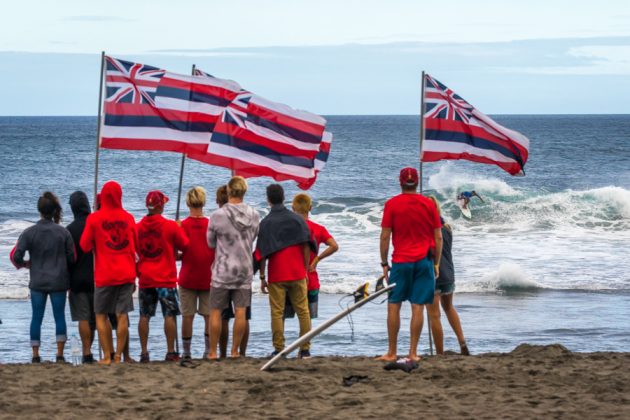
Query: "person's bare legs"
138 315 150 357
208 309 222 359
182 314 194 358
123 315 134 362
427 294 444 355
240 321 249 356
377 303 401 361
220 318 229 358
32 346 40 359
231 307 246 358
408 303 424 361
95 313 113 365
114 313 128 363
78 320 93 356
56 341 66 358
202 315 210 357
441 294 468 353
164 316 177 354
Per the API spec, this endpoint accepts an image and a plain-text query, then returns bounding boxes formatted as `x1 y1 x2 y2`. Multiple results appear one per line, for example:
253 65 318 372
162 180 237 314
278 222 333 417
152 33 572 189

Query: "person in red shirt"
258 184 313 358
80 181 137 365
291 193 339 318
378 167 443 363
178 186 214 360
137 191 189 362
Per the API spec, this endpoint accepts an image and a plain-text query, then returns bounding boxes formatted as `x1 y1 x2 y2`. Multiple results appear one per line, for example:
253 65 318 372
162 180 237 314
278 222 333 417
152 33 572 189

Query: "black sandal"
31 356 41 363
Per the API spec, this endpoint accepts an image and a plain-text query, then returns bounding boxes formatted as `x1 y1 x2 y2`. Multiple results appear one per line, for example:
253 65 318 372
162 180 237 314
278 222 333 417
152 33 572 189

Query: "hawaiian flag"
188 69 332 190
101 56 241 153
422 74 529 176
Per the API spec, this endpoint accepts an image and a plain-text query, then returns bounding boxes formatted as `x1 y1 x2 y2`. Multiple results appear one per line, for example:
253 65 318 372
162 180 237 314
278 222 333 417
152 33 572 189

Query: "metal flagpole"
419 71 434 356
93 51 106 209
93 51 106 360
174 64 196 221
419 70 426 194
173 64 198 357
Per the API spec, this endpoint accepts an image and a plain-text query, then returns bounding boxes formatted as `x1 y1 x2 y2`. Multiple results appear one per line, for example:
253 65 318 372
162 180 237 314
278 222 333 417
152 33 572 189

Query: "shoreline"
0 344 628 418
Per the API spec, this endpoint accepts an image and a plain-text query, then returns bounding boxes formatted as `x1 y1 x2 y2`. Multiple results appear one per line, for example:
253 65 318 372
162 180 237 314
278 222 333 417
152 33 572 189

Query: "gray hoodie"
207 203 260 289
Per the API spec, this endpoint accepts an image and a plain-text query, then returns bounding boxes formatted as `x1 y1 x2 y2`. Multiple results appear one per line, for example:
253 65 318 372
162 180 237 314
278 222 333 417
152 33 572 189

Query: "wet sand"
0 344 628 419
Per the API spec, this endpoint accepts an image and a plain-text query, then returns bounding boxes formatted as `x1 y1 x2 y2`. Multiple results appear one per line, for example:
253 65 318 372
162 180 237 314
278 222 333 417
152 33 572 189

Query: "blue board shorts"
388 256 435 305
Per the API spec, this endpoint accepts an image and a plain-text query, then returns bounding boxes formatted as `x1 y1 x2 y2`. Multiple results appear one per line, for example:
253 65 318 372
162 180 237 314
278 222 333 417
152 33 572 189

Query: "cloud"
146 48 270 57
62 15 134 22
495 44 630 75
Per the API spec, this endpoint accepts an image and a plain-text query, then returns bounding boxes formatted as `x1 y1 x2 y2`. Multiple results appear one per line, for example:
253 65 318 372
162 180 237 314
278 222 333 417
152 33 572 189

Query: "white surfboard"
261 280 396 371
457 199 472 219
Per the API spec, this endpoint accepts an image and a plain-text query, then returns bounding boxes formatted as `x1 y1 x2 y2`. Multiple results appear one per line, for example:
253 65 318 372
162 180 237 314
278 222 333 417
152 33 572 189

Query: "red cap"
146 190 169 209
399 167 419 186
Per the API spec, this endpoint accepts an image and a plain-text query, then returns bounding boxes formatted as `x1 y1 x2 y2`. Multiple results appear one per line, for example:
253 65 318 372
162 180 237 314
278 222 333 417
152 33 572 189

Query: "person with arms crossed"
216 185 253 358
66 191 97 363
80 181 137 365
378 167 442 362
10 192 75 363
178 186 213 360
257 184 313 358
137 191 189 362
206 177 259 359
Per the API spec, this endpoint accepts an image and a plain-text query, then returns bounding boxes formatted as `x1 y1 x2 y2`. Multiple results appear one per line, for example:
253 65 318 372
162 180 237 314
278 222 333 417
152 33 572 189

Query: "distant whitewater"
1 115 629 298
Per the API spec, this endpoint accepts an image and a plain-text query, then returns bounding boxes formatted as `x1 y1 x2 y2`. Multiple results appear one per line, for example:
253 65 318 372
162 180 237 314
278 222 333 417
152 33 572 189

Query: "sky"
1 0 629 115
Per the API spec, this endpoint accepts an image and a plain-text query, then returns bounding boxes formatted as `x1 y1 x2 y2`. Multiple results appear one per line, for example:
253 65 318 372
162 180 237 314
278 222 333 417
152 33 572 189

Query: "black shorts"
94 283 134 315
221 305 252 320
284 290 319 319
139 288 180 318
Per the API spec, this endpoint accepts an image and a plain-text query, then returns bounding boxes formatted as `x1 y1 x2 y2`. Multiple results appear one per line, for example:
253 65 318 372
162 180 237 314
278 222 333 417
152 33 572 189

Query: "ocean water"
0 115 629 362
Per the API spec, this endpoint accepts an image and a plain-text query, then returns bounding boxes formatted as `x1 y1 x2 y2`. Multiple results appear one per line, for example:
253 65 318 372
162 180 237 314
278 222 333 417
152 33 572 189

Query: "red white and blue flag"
188 69 332 189
101 56 241 153
422 74 529 176
100 57 331 189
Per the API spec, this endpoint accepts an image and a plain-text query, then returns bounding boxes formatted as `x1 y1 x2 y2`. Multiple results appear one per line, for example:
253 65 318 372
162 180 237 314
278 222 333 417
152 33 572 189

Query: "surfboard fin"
353 282 370 303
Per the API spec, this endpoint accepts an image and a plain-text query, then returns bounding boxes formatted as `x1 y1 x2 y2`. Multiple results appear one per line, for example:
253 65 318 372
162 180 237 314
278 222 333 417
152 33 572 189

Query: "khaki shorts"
179 287 210 316
209 287 251 311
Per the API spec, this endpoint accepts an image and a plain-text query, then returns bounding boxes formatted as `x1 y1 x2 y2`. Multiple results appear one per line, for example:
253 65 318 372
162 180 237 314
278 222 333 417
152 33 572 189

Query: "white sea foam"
428 162 521 198
1 184 629 298
457 263 543 293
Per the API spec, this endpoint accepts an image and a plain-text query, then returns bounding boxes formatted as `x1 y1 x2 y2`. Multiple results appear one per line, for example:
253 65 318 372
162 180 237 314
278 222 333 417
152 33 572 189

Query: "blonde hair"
227 176 247 199
186 186 206 208
292 193 312 214
428 195 442 217
216 185 228 207
428 195 449 229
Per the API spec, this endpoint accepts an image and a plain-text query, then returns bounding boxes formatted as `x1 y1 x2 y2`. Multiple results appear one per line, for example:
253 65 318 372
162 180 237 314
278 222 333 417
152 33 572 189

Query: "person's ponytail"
38 191 62 223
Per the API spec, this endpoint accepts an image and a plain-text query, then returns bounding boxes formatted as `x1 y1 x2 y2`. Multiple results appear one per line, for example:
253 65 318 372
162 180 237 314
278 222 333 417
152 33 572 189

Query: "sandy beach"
0 344 627 419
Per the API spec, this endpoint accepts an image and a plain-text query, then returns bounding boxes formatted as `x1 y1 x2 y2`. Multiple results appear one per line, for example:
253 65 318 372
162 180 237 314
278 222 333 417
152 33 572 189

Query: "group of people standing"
10 176 338 364
10 167 468 365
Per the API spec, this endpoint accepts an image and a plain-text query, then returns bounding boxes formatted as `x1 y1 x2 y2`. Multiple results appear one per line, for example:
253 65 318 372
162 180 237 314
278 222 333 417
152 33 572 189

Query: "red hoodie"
137 213 189 289
80 181 138 288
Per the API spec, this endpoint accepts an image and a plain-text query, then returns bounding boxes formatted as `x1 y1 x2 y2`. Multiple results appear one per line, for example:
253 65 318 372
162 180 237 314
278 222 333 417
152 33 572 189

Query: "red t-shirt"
306 219 333 291
178 217 214 290
137 214 189 289
381 193 441 264
268 244 307 283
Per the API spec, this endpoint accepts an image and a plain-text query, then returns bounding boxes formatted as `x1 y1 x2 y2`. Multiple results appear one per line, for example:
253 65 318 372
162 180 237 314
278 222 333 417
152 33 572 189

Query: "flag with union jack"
101 56 241 153
422 74 529 176
187 69 332 189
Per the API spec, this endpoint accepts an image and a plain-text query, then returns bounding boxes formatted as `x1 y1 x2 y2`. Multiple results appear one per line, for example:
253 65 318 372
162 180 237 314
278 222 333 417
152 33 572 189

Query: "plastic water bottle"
70 335 81 366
